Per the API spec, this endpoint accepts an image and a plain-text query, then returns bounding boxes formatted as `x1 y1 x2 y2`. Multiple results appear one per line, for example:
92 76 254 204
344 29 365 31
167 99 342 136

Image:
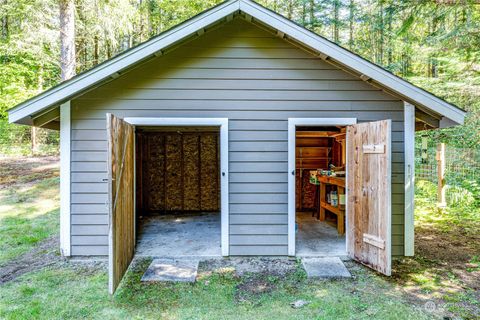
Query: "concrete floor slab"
296 211 346 257
135 213 221 258
302 257 351 278
141 259 199 282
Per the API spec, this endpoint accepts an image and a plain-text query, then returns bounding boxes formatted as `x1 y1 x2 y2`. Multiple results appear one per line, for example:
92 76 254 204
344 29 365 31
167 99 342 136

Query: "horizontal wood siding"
70 18 405 256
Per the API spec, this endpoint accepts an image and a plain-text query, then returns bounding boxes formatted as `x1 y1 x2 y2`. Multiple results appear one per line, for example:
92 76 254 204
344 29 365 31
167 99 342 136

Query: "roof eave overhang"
8 0 466 126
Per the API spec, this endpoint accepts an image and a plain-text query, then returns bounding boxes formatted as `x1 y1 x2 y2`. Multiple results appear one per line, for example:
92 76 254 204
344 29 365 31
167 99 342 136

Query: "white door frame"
124 117 229 256
287 118 357 256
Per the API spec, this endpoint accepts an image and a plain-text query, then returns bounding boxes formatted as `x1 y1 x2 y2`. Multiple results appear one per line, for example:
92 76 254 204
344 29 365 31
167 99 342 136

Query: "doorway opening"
288 118 356 257
134 126 222 258
295 125 347 256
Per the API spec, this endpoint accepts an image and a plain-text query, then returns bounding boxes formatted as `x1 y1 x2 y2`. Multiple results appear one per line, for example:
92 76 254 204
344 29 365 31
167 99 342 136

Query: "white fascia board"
8 0 240 124
239 0 466 125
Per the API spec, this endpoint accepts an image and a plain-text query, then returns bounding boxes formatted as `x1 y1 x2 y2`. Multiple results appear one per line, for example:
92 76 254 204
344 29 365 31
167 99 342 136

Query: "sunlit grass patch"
0 176 59 264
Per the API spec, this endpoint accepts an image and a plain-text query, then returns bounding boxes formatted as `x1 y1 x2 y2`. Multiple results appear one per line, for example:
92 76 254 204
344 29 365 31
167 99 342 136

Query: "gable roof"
8 0 466 126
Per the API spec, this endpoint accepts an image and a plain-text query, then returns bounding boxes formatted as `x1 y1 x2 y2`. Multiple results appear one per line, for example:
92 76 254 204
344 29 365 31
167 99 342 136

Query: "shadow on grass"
390 216 480 319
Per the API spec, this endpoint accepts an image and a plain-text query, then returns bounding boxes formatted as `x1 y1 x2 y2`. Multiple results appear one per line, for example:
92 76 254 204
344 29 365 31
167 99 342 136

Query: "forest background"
0 0 478 151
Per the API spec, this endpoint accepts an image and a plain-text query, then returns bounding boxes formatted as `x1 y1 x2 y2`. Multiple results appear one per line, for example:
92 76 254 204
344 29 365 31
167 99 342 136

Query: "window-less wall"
69 18 406 257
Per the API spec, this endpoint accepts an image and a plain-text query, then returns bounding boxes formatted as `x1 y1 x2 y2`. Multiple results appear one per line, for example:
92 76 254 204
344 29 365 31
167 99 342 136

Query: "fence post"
436 143 446 207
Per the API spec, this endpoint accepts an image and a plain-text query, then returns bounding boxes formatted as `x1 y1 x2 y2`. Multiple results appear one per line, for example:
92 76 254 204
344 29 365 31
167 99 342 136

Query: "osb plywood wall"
136 131 220 214
296 170 317 210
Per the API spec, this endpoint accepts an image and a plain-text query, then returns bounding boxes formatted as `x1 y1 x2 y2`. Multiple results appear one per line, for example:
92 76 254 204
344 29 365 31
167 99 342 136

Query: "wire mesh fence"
415 138 480 206
415 143 480 185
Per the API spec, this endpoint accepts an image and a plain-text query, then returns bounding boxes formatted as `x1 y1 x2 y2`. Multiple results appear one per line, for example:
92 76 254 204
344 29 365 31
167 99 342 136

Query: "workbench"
317 175 345 235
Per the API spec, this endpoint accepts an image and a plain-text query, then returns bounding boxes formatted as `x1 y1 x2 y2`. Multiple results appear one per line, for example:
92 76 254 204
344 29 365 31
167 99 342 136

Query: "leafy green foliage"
0 0 479 156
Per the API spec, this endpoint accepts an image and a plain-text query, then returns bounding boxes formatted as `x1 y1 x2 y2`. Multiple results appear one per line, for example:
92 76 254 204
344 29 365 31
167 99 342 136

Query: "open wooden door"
107 114 135 294
346 120 392 276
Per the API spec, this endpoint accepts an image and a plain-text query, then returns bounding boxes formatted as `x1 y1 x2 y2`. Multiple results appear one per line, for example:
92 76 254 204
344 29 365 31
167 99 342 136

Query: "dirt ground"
0 156 59 188
200 257 298 277
0 236 62 284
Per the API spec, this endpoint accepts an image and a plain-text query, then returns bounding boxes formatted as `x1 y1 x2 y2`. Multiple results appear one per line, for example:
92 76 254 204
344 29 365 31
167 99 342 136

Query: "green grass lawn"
0 157 59 264
0 258 432 320
0 156 478 319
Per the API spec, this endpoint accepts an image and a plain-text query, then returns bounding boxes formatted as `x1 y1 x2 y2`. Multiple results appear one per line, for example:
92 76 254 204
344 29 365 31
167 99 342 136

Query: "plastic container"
331 191 338 207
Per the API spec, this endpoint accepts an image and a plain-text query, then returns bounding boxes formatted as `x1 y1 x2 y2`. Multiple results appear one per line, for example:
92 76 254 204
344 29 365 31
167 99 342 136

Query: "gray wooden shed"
8 0 465 292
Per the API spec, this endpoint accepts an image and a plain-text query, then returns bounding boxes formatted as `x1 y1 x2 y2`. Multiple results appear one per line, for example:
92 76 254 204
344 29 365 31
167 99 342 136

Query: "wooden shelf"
320 201 345 215
317 175 346 235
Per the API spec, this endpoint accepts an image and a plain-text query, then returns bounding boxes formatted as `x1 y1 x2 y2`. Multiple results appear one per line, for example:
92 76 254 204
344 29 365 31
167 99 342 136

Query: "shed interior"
133 126 221 257
295 126 347 256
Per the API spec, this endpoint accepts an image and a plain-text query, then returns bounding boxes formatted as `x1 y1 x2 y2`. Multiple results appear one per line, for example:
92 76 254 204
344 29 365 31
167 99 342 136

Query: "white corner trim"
220 121 229 256
287 118 357 256
404 102 415 256
125 117 230 256
60 101 71 257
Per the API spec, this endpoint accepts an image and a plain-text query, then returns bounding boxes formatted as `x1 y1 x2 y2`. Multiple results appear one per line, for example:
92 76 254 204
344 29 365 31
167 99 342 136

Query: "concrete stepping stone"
141 259 199 282
302 257 351 279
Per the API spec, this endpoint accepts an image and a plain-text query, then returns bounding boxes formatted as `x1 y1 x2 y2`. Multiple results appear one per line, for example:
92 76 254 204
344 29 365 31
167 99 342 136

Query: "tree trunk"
287 0 293 20
430 15 438 78
31 127 38 155
31 65 44 155
349 0 354 49
301 1 306 26
333 0 340 43
1 0 7 39
309 0 315 29
94 35 99 66
387 6 393 66
377 1 384 66
60 0 76 81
